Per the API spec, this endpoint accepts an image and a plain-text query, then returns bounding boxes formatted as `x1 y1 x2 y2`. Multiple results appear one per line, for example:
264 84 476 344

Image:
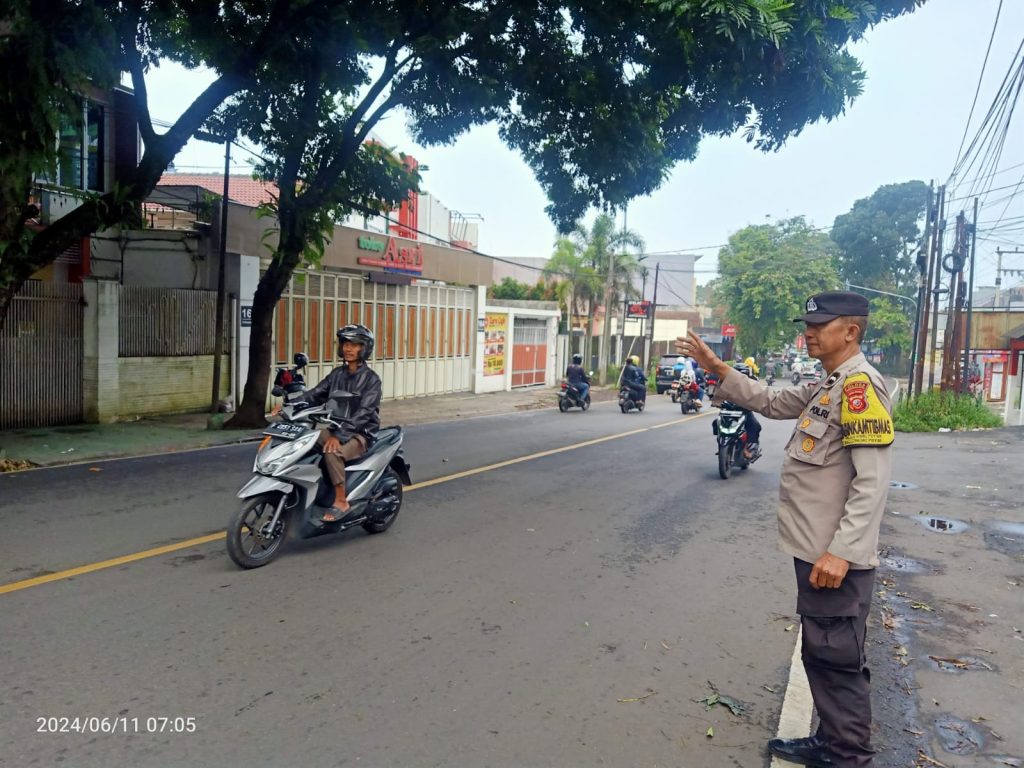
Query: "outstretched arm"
676 332 811 419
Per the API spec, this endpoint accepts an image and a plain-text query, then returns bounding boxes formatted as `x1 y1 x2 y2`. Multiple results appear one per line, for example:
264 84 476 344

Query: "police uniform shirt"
715 352 894 568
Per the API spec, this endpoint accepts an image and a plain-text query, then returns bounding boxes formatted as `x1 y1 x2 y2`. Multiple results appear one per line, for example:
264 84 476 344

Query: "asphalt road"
2 396 810 767
6 390 1023 768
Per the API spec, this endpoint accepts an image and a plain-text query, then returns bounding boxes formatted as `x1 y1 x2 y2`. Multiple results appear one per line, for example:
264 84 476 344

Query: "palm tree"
577 213 645 382
544 238 600 350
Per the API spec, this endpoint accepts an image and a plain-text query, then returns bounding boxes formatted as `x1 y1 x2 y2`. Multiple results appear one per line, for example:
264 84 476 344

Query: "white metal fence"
1 282 83 429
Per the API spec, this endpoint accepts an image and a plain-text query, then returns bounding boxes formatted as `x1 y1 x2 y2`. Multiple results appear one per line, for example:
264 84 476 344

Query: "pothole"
919 517 967 534
933 714 984 755
984 521 1024 556
879 555 926 573
889 480 918 490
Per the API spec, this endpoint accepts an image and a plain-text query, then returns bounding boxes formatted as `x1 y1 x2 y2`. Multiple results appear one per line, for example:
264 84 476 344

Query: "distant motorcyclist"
674 355 695 380
692 362 707 405
622 355 647 404
732 363 762 459
565 353 590 401
744 356 760 378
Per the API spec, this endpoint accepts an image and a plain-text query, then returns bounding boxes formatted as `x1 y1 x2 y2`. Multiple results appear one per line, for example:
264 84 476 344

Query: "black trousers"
794 558 876 767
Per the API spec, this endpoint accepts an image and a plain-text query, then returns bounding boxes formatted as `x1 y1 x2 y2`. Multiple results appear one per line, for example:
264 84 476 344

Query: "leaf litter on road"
617 689 656 703
695 682 746 716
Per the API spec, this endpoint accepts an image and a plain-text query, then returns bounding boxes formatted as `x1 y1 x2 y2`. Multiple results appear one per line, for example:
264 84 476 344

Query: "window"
45 100 105 191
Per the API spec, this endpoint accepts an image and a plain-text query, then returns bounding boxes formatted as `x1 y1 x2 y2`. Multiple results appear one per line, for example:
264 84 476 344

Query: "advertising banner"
626 300 651 319
484 313 507 376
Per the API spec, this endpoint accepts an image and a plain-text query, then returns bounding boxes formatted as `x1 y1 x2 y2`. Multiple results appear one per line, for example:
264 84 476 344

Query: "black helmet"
572 353 582 364
337 323 375 360
293 352 309 368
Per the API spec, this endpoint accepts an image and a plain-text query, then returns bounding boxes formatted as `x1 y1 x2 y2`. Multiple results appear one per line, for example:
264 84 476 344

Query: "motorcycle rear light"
561 382 568 390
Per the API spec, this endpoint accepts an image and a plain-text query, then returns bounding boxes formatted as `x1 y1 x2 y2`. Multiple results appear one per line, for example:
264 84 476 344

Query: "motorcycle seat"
373 426 402 448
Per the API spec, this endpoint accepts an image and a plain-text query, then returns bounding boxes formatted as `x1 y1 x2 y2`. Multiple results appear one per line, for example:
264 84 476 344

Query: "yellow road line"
1 412 708 596
0 533 225 595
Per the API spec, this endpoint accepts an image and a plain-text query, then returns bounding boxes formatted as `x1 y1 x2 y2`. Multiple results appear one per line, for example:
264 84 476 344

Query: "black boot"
767 735 838 767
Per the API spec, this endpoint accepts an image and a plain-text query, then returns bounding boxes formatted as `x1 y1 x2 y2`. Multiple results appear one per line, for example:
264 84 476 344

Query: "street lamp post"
845 283 918 395
195 130 233 414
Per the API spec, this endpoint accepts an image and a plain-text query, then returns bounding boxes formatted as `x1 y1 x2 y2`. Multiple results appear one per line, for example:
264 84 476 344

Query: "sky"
148 0 1024 289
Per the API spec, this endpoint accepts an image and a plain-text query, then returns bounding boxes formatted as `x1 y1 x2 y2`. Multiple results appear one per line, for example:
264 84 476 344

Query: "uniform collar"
820 352 865 389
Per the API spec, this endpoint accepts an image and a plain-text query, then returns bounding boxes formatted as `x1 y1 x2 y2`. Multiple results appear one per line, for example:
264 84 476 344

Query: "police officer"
677 292 894 767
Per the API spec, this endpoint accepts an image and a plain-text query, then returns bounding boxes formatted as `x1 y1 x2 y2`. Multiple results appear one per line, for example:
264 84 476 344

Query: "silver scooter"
227 391 411 569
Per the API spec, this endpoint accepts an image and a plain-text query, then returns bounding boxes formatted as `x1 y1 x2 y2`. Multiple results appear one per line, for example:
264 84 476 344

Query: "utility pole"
994 249 1024 306
927 188 947 392
647 263 660 369
618 298 627 367
941 212 967 391
921 184 942 393
961 198 979 394
908 181 934 398
210 134 232 414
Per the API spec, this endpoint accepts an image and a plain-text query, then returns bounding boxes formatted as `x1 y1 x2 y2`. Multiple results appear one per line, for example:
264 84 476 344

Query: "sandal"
321 506 349 523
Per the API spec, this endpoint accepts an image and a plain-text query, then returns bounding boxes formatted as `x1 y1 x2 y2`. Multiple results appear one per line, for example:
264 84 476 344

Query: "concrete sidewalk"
0 385 620 470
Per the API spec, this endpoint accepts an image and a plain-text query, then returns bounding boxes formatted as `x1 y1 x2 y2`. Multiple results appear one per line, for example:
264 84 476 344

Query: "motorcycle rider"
565 353 590 402
622 355 648 405
744 356 760 378
277 324 382 522
733 363 762 459
674 355 695 380
675 355 706 408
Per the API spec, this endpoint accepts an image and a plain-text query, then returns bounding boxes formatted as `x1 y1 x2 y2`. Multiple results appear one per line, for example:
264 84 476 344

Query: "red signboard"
721 323 736 337
626 300 651 319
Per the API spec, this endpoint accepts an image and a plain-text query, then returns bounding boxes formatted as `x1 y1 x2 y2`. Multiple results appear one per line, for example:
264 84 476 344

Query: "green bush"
606 363 621 386
893 391 1003 432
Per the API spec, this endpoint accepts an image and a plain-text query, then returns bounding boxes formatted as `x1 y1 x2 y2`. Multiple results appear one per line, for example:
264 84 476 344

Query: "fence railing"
119 287 225 357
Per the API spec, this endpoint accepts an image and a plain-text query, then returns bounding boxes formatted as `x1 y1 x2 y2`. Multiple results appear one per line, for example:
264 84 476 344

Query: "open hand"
676 331 725 375
323 436 342 455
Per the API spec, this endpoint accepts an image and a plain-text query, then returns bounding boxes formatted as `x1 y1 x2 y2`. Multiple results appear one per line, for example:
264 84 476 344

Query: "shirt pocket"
787 418 832 466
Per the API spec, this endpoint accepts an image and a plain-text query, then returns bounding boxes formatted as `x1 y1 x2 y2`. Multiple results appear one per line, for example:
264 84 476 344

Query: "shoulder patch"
841 372 894 446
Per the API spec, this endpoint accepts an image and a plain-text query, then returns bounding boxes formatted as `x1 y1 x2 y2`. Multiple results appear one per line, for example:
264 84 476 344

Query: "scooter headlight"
255 431 318 475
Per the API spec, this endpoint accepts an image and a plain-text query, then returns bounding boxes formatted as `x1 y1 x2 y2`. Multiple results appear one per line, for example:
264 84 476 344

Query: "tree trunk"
226 209 307 428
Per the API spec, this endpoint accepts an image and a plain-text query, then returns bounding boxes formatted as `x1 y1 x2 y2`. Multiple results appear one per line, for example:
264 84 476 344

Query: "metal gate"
272 268 475 401
511 318 547 387
0 281 83 429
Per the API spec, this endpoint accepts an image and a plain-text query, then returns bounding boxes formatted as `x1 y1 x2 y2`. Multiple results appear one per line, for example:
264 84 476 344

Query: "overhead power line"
950 0 1004 175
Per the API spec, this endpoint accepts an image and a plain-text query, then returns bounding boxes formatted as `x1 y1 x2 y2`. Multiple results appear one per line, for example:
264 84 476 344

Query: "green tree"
2 0 926 332
489 277 531 300
571 213 644 378
831 180 930 295
717 217 840 355
865 297 912 373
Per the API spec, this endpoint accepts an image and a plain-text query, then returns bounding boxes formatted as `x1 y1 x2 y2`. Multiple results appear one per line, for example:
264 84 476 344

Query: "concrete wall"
473 297 560 393
82 278 231 422
119 356 230 417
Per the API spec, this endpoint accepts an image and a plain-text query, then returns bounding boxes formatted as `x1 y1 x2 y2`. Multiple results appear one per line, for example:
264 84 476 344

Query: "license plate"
262 422 307 440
